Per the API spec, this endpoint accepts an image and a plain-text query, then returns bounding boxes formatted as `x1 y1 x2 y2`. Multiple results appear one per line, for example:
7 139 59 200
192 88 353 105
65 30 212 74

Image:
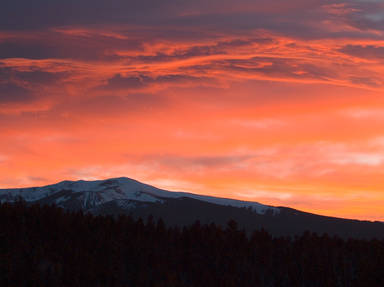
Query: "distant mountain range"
1 177 383 239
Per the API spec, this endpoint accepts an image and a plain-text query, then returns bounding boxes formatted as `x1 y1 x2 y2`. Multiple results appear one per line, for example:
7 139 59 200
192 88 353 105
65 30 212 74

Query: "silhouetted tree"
0 202 384 286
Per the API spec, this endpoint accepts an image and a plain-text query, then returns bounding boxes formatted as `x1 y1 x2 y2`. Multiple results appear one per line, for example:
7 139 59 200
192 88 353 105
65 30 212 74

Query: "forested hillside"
1 202 383 286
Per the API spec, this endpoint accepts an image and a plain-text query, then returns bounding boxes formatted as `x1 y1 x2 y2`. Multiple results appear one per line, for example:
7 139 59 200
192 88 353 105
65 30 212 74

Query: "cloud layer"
1 0 384 220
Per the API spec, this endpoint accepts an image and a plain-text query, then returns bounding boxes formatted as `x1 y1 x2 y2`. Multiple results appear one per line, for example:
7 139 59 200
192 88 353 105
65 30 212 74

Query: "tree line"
0 201 383 286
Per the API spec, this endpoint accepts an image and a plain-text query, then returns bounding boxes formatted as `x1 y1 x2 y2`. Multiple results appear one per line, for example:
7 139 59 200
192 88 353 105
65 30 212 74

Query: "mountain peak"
0 177 279 215
1 177 384 238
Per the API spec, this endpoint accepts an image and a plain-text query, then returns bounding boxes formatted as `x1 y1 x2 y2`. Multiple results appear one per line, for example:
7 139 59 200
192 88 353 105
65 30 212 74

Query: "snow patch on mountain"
0 177 279 215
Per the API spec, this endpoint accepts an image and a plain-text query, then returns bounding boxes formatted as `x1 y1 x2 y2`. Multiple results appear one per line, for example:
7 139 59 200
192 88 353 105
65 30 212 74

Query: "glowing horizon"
1 0 384 220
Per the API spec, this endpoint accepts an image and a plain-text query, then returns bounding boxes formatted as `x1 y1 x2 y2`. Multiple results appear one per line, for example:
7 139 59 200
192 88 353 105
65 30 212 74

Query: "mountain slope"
0 177 278 214
1 177 383 239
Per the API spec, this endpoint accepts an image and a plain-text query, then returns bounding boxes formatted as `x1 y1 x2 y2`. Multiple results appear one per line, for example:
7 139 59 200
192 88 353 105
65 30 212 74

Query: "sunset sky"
1 0 384 220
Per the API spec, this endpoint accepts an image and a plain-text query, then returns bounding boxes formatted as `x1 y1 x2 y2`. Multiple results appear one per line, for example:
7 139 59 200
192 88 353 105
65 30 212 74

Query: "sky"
1 0 384 220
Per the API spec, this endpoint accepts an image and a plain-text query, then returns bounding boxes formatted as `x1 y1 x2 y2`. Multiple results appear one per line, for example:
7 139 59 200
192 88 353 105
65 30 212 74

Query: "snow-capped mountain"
0 177 279 215
1 177 383 239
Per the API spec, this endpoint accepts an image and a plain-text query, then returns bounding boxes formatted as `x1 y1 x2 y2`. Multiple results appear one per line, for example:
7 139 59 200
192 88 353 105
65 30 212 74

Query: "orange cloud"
1 0 384 220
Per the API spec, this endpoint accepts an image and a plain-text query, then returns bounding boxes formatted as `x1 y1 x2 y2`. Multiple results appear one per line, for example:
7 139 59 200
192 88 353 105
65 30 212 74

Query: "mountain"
0 177 278 214
1 177 383 239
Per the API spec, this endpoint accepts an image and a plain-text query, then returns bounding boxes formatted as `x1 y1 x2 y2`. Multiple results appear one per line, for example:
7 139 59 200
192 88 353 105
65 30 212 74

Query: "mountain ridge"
1 177 383 239
0 176 279 215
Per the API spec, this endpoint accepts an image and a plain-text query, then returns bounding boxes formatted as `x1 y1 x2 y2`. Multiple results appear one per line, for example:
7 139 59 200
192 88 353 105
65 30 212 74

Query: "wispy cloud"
1 0 384 220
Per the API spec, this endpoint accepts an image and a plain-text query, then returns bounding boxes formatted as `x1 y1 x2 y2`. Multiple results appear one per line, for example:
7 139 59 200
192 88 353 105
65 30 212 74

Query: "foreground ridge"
1 202 384 287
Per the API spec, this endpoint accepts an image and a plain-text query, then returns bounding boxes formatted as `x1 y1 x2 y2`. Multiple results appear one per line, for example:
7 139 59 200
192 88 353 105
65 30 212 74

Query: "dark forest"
1 202 383 287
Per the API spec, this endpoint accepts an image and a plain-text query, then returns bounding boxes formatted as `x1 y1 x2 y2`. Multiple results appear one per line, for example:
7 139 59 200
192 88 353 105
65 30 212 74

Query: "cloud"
342 108 384 119
218 56 335 81
0 67 70 112
344 0 384 31
331 152 384 166
16 70 67 84
0 30 141 60
0 0 378 40
1 0 384 222
0 154 8 163
0 67 68 84
232 118 287 129
235 190 293 200
0 41 60 60
102 74 147 90
137 154 255 171
27 176 48 183
74 94 164 114
99 73 210 91
339 45 384 60
0 83 34 103
348 76 382 87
